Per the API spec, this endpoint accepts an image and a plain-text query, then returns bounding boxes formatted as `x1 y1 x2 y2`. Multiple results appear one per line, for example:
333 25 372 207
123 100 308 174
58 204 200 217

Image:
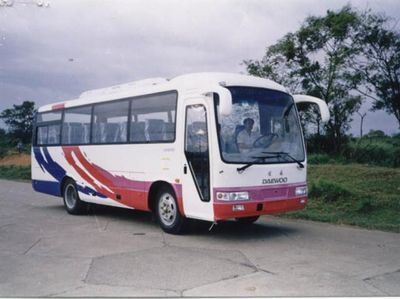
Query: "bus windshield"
215 86 305 164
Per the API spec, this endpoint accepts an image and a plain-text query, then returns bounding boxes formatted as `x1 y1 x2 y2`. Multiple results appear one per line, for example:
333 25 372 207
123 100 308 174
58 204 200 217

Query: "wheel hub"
159 193 176 226
65 184 77 209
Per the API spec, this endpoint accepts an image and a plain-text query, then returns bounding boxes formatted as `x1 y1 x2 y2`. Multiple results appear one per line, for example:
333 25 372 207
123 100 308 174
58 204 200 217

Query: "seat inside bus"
63 122 90 144
105 123 127 143
130 121 146 142
164 123 174 141
146 119 165 141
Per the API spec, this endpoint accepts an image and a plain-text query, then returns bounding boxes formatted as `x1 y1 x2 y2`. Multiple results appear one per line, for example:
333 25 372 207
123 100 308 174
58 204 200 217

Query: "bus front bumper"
213 196 307 221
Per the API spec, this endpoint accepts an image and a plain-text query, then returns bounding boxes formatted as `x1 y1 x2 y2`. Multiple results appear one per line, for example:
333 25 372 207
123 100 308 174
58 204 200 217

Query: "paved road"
0 179 399 297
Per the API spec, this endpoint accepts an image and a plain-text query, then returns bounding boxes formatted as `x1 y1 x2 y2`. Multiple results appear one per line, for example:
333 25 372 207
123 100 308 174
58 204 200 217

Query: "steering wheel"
253 134 278 148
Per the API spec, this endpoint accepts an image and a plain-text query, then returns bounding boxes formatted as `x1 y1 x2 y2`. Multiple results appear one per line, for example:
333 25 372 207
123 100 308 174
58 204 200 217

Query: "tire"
155 186 186 234
62 179 88 215
235 216 260 225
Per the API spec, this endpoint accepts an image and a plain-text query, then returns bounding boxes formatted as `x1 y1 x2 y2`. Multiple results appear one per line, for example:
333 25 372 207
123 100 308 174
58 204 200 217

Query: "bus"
32 72 329 234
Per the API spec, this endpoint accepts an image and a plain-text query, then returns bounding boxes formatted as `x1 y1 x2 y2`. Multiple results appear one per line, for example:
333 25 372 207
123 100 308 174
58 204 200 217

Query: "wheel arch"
60 176 74 196
147 180 184 216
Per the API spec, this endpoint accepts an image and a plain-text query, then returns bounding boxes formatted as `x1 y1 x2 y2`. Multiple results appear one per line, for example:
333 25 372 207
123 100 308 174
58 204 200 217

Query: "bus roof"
38 72 287 113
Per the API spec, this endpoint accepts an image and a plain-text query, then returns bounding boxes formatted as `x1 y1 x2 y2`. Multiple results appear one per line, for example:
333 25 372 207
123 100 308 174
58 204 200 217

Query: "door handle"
183 164 187 174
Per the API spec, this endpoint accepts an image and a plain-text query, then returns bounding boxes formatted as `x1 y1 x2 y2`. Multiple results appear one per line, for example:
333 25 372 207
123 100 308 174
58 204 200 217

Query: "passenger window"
37 111 62 123
92 100 129 144
37 126 48 145
62 106 92 145
47 124 61 145
130 92 177 142
35 111 62 146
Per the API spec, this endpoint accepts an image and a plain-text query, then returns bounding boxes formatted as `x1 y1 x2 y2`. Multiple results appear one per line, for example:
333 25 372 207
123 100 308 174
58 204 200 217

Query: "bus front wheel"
155 186 185 234
62 179 88 215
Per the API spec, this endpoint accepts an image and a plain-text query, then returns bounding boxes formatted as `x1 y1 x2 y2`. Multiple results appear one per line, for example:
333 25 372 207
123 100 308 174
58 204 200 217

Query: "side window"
62 106 92 145
47 124 61 145
37 126 48 145
92 100 129 144
185 105 210 202
35 111 62 146
130 92 177 143
37 111 62 123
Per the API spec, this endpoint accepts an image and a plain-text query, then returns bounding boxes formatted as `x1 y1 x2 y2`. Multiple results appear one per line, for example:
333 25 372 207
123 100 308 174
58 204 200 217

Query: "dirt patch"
0 154 31 166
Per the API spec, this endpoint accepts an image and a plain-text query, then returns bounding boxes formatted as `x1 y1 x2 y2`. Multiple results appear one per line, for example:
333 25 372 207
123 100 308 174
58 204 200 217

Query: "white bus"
32 72 329 234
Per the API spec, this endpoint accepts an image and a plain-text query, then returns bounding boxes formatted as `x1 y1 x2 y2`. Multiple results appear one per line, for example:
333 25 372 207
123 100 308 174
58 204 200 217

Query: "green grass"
0 165 31 181
282 164 400 233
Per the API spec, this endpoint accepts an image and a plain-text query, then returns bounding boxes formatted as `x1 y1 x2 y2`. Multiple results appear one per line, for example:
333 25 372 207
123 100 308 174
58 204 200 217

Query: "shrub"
0 165 31 180
307 154 346 164
307 154 331 164
305 133 400 167
343 137 400 167
306 134 349 155
355 197 377 213
309 179 352 202
0 147 8 159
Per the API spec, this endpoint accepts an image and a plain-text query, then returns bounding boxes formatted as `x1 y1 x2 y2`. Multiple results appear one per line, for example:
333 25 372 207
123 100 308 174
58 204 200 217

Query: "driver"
237 118 261 153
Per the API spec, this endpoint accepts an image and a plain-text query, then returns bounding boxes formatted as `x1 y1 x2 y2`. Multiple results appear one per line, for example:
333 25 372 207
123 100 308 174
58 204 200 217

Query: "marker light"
295 186 308 196
216 191 250 201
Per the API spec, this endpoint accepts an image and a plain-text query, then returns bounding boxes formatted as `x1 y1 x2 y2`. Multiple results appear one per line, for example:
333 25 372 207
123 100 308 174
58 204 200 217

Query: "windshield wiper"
262 151 304 168
237 152 304 174
236 154 281 173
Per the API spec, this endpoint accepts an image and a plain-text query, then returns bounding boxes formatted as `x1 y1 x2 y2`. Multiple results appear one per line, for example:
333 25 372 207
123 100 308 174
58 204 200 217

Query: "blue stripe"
33 147 66 182
33 146 106 199
32 180 61 197
77 184 107 198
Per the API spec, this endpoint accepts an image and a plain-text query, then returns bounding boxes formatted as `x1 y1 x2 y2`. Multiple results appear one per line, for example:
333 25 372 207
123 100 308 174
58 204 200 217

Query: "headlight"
295 186 308 196
216 191 250 201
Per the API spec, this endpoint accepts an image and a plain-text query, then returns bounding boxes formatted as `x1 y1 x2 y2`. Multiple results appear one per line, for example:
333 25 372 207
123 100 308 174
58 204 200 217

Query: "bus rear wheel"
235 216 260 225
155 186 185 234
63 179 88 215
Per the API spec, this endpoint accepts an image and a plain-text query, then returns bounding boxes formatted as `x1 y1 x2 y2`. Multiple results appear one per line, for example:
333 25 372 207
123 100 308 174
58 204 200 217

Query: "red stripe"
52 103 65 110
62 146 183 213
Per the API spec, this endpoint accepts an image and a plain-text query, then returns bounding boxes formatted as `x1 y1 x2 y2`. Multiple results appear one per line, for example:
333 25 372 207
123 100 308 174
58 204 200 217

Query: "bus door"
181 100 214 221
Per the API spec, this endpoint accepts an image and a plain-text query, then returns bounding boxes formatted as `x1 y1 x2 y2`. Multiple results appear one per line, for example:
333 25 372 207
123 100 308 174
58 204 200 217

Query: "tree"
352 11 400 128
244 6 363 153
356 111 367 137
0 101 36 144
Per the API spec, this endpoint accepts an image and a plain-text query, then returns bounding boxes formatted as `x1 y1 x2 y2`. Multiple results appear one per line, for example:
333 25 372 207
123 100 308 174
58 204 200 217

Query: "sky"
0 0 399 136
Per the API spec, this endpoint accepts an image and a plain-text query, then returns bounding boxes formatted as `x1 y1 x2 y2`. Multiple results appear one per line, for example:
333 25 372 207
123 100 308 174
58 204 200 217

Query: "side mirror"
198 86 232 116
213 86 232 116
293 94 330 123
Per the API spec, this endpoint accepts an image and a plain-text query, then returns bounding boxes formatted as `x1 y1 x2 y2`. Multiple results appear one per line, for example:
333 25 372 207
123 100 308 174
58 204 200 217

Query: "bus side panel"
139 143 185 215
32 145 146 210
62 145 148 210
31 144 184 213
32 146 65 197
